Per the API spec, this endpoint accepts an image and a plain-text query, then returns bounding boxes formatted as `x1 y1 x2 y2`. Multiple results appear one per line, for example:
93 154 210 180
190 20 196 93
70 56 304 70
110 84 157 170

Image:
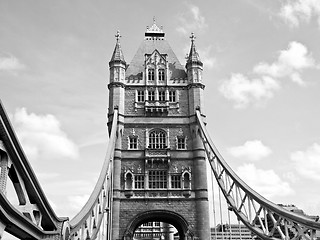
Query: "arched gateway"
123 210 193 240
107 19 210 240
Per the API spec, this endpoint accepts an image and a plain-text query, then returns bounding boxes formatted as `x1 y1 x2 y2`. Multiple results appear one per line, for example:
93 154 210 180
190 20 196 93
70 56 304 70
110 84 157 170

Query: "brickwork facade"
108 21 210 240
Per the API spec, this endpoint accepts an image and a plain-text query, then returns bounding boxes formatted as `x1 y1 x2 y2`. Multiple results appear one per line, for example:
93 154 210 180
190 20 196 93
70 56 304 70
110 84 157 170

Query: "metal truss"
196 110 320 240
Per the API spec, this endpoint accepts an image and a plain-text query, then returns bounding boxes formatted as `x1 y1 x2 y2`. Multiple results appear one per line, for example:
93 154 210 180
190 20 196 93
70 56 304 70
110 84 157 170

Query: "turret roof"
110 30 126 64
186 33 203 67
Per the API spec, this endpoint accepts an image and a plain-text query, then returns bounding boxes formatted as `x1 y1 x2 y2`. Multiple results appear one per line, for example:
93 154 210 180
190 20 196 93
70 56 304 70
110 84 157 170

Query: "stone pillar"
112 126 123 240
192 125 210 240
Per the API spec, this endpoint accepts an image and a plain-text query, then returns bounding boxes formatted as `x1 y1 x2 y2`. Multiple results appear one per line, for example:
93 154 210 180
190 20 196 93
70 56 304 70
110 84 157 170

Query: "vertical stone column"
112 125 123 240
192 125 210 240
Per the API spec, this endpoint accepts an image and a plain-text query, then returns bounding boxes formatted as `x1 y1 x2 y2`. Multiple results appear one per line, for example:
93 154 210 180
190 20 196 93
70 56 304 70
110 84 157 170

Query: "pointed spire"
186 32 203 68
110 30 126 65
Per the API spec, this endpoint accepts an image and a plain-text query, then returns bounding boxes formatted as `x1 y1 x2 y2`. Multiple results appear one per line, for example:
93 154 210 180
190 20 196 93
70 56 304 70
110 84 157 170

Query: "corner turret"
186 33 205 114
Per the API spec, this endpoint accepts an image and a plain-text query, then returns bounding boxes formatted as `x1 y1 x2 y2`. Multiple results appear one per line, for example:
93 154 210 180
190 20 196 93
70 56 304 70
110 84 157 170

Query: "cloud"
253 41 316 86
228 140 272 161
12 108 79 161
291 143 320 181
67 194 90 210
0 53 25 72
279 0 320 28
236 164 294 199
198 46 216 69
219 73 280 108
219 41 317 108
176 3 207 35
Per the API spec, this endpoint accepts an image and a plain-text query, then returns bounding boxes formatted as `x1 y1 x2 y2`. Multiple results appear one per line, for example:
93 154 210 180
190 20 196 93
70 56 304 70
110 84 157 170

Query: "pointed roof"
126 19 186 80
109 30 126 65
186 33 203 68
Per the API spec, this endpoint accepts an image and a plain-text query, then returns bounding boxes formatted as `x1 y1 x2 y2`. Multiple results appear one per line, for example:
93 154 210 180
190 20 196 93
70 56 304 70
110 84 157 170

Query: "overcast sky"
1 0 320 231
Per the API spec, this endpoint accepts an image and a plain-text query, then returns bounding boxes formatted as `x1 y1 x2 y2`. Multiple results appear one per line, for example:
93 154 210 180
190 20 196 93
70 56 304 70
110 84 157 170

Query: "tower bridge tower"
108 20 210 240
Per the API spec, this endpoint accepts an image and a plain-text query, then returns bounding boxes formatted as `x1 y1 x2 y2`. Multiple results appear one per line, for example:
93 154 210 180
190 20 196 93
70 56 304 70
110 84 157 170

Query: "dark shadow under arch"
123 210 194 240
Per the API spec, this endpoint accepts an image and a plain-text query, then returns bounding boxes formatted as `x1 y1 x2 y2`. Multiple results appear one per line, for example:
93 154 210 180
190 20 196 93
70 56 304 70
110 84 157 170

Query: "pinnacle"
110 30 126 64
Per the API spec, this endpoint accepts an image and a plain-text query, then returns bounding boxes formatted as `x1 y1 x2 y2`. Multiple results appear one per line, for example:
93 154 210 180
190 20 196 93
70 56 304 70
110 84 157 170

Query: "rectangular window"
137 90 145 102
148 170 167 189
177 137 186 150
169 90 176 102
148 90 155 101
129 137 138 149
171 175 181 188
134 175 145 189
158 90 165 101
158 69 165 81
148 69 155 80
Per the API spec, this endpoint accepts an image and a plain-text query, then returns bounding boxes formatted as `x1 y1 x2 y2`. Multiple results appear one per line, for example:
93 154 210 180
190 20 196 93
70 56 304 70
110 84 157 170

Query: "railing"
196 110 320 240
68 109 118 240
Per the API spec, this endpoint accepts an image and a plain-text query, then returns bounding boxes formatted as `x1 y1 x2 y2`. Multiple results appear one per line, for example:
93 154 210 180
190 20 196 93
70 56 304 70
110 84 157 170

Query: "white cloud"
279 0 320 28
291 143 320 181
253 41 316 86
67 194 90 210
0 53 25 72
236 164 294 199
12 108 79 161
176 3 207 35
228 140 272 161
219 73 280 108
198 46 216 69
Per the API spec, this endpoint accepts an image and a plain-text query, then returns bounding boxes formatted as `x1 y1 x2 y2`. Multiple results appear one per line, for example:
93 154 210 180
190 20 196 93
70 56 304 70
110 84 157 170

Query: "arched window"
158 69 165 81
148 69 155 80
125 172 133 190
183 172 191 189
148 129 167 149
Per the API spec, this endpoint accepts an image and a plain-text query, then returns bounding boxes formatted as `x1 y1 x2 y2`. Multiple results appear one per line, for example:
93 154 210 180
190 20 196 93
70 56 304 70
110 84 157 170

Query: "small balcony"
145 101 169 114
145 148 170 166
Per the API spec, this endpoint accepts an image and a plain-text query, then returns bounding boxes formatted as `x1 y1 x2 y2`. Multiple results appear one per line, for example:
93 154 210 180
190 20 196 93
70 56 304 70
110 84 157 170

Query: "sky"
1 0 320 233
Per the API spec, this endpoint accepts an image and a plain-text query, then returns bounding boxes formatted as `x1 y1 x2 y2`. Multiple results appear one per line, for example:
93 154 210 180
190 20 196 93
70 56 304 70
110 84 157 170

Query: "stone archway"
123 210 194 240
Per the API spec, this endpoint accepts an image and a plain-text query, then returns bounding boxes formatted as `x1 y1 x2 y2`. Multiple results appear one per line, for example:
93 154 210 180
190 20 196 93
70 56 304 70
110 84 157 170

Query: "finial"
115 30 121 43
153 16 156 25
190 32 196 43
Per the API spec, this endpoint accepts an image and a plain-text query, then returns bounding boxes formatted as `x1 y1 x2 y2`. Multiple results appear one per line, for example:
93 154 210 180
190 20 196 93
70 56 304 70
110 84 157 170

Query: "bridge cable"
218 187 225 240
211 169 218 240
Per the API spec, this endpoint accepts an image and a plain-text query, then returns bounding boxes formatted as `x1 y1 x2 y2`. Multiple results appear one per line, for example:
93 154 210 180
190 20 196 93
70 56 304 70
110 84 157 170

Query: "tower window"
158 90 165 101
158 69 165 81
169 90 176 102
129 136 138 149
148 69 155 80
134 175 145 189
148 130 166 149
148 90 155 101
137 90 145 102
177 137 186 150
171 175 181 189
148 170 167 189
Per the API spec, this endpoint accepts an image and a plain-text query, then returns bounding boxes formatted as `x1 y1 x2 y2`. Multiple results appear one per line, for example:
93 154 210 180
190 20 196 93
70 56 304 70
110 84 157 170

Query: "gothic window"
177 136 186 150
125 172 133 190
137 90 145 102
148 129 167 149
148 90 155 101
148 170 167 189
129 136 138 149
171 175 181 189
158 69 165 81
158 90 165 101
183 172 191 189
134 175 145 189
148 69 155 81
169 90 176 102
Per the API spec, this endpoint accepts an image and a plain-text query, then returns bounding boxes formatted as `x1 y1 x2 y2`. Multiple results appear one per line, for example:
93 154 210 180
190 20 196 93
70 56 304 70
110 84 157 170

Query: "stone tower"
108 20 210 240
